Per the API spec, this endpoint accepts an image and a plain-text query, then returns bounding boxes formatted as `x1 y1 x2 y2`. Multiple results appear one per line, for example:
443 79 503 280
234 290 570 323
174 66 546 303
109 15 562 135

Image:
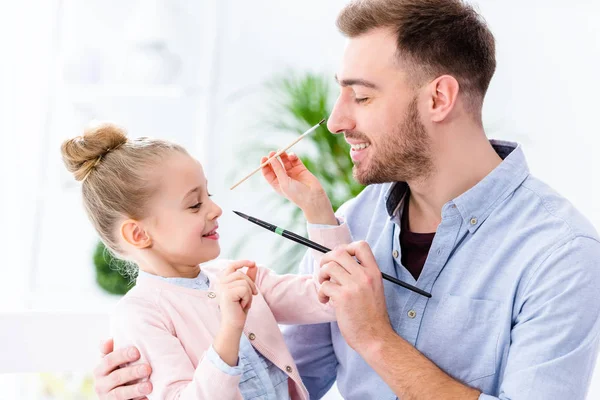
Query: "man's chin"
353 165 392 186
353 166 373 186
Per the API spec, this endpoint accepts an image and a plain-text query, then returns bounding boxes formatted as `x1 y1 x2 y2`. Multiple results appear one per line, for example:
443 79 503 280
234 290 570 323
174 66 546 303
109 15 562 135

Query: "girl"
61 123 351 400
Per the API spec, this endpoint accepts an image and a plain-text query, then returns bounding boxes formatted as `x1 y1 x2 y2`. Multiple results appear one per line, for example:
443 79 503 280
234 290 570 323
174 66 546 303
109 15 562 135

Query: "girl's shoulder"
112 285 163 320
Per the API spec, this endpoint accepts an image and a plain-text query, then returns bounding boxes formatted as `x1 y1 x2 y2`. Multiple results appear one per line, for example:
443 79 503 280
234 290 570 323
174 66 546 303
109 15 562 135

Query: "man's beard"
352 97 434 185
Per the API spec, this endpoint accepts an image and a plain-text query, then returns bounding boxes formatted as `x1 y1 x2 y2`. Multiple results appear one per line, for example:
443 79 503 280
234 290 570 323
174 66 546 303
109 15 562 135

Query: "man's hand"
93 338 152 400
318 241 393 353
319 242 481 399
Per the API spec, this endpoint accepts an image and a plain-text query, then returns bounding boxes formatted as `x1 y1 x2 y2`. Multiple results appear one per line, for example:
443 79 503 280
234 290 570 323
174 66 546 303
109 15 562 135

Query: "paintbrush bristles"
229 119 326 190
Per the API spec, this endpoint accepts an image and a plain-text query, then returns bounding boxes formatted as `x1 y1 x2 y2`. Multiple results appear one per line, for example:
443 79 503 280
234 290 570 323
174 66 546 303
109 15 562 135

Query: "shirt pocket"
419 294 501 384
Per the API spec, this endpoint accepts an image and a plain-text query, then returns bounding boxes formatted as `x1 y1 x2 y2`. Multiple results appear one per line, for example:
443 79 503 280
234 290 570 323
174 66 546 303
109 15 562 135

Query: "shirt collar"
137 269 210 289
384 140 530 233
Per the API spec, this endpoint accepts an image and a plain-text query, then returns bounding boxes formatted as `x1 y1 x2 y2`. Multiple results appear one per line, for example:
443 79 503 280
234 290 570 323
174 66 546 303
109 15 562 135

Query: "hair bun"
61 122 128 181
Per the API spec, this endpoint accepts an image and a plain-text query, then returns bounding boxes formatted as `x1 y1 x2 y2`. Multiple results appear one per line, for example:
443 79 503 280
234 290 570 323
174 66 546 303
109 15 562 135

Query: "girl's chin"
195 247 221 264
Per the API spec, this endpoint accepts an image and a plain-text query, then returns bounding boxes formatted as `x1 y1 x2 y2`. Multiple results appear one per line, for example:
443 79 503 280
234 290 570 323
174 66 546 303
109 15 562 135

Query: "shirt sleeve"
205 345 243 376
255 218 353 324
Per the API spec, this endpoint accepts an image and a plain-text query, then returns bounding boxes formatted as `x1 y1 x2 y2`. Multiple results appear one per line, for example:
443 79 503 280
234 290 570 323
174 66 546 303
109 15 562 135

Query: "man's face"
327 27 434 185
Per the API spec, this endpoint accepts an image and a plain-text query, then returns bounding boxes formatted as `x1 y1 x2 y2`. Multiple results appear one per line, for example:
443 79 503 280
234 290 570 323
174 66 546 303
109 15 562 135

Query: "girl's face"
142 152 222 269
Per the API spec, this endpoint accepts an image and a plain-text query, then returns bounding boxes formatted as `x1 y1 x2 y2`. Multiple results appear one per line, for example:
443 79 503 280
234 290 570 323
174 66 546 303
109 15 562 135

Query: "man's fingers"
95 347 141 377
94 363 151 396
99 338 114 357
320 247 363 276
319 261 353 286
318 281 341 304
345 241 378 269
107 381 153 400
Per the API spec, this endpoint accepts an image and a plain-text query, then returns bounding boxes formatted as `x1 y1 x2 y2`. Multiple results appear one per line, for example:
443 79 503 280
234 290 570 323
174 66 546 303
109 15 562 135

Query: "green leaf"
93 241 135 295
230 71 365 272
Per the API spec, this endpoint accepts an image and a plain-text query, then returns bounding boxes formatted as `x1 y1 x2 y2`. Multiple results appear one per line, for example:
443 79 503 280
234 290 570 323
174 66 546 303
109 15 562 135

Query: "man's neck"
407 131 502 233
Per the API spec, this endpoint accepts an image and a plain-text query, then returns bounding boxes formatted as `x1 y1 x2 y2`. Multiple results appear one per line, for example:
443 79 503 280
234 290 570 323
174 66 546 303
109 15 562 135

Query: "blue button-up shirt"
138 270 290 399
285 141 600 400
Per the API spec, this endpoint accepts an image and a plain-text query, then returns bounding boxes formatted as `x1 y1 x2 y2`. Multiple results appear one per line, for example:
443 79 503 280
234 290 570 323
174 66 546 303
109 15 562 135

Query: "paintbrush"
233 210 432 298
229 119 326 190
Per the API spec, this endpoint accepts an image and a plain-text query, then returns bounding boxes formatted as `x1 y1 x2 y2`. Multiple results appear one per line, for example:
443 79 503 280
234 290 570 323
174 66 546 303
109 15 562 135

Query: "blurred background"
0 0 599 398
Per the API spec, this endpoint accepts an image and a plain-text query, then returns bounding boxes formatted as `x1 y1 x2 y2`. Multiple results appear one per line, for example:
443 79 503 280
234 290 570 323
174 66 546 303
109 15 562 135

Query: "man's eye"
355 97 369 104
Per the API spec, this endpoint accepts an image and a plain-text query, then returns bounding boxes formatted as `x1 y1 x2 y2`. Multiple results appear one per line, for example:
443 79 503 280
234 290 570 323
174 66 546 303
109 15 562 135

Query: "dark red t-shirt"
400 193 436 280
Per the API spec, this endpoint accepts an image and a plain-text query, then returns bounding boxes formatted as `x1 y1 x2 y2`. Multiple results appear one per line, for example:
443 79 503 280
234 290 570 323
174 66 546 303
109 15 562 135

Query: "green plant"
93 241 135 295
232 71 364 272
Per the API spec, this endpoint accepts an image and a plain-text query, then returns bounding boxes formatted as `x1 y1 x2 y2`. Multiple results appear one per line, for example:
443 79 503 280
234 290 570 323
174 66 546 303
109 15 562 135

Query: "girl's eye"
190 203 202 209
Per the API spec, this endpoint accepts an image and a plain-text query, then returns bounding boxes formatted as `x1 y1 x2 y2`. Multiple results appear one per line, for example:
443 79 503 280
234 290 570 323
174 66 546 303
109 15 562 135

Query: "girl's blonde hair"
61 122 187 255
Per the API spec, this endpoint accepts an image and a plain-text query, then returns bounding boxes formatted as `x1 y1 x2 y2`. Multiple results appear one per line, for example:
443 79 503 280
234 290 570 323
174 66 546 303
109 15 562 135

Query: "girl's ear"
120 220 152 249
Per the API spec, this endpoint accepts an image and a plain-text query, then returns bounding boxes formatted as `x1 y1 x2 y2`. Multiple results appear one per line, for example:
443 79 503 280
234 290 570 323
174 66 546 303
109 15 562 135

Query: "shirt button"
470 217 478 225
208 292 216 299
248 333 256 340
393 250 399 258
436 248 442 255
285 365 293 373
407 310 417 319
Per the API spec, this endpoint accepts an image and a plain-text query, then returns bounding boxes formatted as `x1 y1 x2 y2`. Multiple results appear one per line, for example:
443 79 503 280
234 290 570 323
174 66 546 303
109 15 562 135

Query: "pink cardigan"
110 223 351 400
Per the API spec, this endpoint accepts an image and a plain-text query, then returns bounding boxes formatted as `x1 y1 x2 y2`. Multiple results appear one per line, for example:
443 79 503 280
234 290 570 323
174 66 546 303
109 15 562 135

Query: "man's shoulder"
517 175 599 242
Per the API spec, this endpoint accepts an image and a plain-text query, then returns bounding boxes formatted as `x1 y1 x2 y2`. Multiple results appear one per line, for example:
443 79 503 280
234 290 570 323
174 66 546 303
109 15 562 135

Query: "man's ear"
428 75 460 122
120 219 152 249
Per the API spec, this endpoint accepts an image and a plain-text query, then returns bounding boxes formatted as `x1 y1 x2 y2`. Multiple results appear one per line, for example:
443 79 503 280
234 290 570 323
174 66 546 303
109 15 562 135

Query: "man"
93 0 600 399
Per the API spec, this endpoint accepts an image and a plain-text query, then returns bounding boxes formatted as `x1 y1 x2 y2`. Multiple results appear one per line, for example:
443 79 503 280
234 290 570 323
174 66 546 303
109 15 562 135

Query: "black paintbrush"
233 210 432 298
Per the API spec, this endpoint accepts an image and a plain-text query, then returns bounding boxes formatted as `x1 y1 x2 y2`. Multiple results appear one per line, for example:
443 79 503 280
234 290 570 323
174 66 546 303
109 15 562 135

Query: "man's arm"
320 238 600 400
318 242 481 400
477 236 600 400
361 329 480 400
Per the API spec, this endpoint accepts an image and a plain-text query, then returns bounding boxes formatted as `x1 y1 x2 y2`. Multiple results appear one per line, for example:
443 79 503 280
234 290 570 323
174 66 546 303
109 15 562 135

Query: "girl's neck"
137 259 201 279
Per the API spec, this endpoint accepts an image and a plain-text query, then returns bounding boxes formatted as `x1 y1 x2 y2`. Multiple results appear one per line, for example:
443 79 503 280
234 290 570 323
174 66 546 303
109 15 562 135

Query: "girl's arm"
111 297 242 400
255 219 353 324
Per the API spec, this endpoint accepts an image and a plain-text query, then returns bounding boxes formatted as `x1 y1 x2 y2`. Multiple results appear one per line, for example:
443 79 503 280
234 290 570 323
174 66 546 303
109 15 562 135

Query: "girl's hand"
261 151 336 225
216 260 258 330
